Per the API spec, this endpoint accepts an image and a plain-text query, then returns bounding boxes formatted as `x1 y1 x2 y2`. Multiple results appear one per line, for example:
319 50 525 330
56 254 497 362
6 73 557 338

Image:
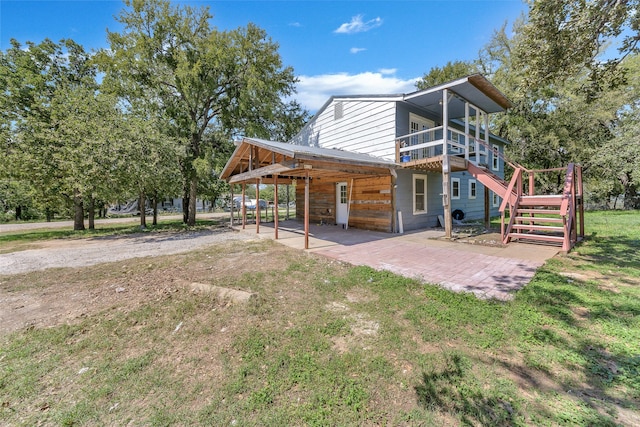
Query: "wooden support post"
442 89 452 239
443 155 453 238
242 183 247 229
304 172 310 250
274 176 279 240
256 178 260 234
529 172 535 196
577 165 584 239
484 186 490 229
391 170 397 233
230 185 234 227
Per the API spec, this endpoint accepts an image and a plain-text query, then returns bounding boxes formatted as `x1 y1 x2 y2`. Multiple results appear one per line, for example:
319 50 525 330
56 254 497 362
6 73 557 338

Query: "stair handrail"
499 167 523 213
473 137 525 172
499 167 524 244
559 163 575 216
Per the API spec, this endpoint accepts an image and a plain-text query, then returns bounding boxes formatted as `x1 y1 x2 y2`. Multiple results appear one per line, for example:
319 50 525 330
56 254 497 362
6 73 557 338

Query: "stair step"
507 233 565 243
511 224 564 232
515 216 564 224
516 208 561 215
519 195 563 207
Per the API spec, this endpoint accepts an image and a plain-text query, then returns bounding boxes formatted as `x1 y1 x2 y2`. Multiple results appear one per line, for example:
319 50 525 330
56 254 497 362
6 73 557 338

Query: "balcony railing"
395 127 490 165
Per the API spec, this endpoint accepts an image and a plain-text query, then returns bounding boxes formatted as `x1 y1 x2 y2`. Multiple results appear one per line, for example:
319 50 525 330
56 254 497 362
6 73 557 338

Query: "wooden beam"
229 161 299 183
242 183 246 229
230 185 234 227
442 89 453 239
256 178 260 234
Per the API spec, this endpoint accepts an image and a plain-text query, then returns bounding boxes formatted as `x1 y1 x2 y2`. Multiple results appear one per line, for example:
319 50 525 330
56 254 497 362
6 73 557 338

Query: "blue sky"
0 0 526 112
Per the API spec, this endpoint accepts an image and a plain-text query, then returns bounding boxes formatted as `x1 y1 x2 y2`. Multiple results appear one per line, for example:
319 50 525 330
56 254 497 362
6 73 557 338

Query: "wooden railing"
495 161 583 250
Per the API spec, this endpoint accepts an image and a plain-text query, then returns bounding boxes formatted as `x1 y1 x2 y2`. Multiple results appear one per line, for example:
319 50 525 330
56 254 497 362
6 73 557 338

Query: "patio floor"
232 219 560 301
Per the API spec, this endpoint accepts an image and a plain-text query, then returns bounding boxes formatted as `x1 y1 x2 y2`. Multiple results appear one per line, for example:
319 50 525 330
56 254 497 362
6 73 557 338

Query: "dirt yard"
0 228 254 334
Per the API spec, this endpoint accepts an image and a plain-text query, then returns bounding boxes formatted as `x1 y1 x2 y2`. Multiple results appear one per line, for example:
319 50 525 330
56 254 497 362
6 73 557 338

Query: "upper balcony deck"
395 126 493 173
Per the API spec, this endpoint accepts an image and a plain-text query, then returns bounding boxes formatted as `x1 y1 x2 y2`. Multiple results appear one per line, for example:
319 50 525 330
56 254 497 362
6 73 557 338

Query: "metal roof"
243 137 397 167
221 137 397 183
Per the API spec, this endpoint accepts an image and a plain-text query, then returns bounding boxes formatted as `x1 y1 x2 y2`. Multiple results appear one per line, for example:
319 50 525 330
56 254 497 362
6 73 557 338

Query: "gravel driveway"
0 228 252 275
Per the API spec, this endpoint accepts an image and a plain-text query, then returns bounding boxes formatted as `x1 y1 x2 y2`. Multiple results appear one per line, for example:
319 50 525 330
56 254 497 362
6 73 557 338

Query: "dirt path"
0 227 250 275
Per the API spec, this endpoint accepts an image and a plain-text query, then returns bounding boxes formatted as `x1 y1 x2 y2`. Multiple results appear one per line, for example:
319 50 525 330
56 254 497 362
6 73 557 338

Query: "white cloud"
334 15 383 34
292 71 420 112
289 22 302 27
350 47 367 54
378 68 397 75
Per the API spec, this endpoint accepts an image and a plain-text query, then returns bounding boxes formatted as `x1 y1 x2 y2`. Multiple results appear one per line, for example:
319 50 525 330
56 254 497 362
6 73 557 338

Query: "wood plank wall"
295 175 393 232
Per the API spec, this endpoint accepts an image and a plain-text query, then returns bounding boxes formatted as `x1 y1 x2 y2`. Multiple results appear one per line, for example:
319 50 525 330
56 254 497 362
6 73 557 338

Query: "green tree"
415 60 478 90
99 0 297 226
0 39 109 230
517 0 639 89
590 54 640 208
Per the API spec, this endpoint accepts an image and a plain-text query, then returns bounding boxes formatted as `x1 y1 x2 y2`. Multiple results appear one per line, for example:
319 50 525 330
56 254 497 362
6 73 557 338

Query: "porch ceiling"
403 74 513 119
222 137 397 184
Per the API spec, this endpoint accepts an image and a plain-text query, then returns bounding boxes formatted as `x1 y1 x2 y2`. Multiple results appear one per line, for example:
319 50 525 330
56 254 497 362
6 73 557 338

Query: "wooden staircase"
467 154 584 253
509 195 566 245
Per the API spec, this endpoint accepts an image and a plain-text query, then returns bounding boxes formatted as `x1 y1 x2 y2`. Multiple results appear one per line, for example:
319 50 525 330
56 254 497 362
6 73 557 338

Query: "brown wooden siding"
295 176 393 232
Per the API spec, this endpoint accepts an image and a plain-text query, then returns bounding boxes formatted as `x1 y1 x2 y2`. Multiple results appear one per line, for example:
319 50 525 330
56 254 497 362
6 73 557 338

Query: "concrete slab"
233 220 559 301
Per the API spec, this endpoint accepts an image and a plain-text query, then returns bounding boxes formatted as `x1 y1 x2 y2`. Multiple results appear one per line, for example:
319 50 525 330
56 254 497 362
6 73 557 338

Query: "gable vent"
334 101 344 120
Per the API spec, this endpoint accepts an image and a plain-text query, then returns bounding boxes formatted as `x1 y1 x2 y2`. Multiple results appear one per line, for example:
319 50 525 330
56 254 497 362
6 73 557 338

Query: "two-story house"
222 74 583 252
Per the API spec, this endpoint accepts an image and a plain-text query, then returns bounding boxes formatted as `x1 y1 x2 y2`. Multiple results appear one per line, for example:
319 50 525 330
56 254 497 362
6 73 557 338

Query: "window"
451 178 460 200
413 174 427 214
334 101 343 120
492 191 500 207
340 184 347 204
492 144 500 171
469 179 477 199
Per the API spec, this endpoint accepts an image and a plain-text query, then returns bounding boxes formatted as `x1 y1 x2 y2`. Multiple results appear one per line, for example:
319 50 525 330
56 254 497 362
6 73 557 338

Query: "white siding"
291 100 398 161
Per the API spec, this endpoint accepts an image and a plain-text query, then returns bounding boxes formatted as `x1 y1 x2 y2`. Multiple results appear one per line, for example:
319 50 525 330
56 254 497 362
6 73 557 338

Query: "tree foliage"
0 39 104 229
416 60 478 90
99 0 298 225
517 0 639 89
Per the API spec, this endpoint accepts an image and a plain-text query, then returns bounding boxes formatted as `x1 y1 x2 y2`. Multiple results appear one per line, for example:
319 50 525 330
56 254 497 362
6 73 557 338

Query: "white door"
336 182 348 225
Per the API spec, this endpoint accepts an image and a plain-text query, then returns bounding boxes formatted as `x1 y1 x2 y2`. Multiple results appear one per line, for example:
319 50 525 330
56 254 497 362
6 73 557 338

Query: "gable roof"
304 74 512 126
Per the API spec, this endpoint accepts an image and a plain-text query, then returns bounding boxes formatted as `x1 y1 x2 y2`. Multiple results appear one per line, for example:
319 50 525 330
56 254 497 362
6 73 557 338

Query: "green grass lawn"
0 210 638 425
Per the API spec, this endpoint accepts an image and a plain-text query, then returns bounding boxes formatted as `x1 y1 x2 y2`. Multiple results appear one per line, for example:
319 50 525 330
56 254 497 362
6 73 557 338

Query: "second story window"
492 144 500 171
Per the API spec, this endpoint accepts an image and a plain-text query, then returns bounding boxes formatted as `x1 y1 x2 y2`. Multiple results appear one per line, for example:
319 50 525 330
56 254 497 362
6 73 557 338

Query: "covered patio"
221 137 398 248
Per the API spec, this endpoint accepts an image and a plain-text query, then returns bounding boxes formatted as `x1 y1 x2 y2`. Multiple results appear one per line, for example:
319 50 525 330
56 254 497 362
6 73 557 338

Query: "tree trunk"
46 208 53 222
139 192 147 228
152 191 158 226
88 197 95 230
182 183 190 224
187 175 197 226
623 181 640 209
73 191 85 231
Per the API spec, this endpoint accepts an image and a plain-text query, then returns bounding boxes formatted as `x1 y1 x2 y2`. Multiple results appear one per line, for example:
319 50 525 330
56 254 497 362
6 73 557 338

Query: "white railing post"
475 110 480 164
442 89 449 156
464 102 470 161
